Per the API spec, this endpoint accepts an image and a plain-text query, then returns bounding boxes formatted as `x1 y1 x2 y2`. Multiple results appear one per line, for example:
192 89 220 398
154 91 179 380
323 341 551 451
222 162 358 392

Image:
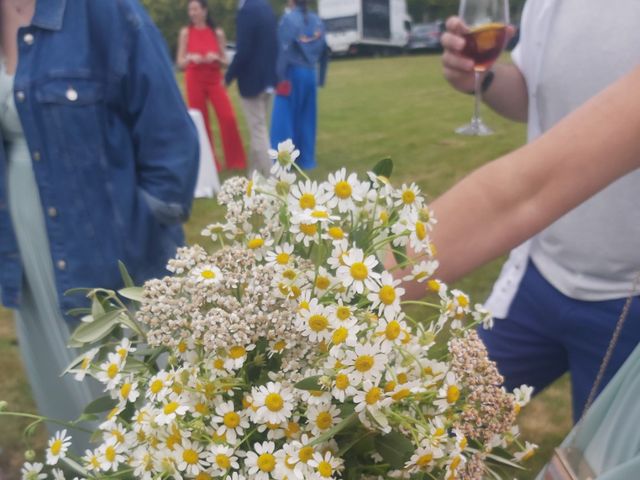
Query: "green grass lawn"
0 54 571 479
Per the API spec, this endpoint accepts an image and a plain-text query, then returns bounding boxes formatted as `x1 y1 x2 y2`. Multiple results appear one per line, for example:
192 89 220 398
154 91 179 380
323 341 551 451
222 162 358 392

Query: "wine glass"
455 0 509 136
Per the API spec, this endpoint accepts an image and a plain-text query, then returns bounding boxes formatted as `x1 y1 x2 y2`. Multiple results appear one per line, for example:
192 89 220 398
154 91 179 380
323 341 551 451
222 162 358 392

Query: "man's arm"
225 9 253 85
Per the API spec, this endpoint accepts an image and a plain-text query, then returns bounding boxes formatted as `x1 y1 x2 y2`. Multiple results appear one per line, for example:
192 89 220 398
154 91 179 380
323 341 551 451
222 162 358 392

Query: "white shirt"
485 0 640 317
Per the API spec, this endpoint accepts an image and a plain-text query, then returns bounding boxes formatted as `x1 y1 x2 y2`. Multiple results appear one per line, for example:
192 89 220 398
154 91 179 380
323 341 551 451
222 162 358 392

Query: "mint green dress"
538 342 640 479
0 60 97 450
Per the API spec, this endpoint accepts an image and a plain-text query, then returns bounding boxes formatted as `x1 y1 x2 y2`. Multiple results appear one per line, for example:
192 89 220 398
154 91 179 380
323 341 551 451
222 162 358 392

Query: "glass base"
455 118 494 136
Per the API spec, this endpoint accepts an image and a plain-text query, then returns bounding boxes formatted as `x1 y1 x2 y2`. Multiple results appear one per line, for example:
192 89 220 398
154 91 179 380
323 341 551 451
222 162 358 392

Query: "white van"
318 0 412 56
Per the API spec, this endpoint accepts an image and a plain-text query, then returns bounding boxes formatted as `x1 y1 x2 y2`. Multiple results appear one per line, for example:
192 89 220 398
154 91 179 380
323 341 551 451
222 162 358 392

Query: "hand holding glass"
456 0 509 136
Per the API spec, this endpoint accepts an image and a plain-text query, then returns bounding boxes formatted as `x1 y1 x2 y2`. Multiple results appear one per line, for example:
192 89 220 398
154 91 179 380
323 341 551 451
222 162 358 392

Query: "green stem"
0 412 93 433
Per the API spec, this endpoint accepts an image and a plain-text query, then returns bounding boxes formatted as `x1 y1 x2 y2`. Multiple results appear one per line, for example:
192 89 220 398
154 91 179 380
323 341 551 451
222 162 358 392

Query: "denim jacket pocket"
35 78 105 105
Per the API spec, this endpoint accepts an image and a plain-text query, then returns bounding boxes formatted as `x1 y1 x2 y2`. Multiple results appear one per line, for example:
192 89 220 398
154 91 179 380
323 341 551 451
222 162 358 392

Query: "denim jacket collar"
32 0 67 31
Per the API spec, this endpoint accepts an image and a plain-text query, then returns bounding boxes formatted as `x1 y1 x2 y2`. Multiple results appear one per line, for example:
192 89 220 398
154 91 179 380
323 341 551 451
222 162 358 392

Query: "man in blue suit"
225 0 278 176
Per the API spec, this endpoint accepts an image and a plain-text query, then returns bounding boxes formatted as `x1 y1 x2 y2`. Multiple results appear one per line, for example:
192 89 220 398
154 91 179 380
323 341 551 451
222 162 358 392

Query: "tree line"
141 0 526 56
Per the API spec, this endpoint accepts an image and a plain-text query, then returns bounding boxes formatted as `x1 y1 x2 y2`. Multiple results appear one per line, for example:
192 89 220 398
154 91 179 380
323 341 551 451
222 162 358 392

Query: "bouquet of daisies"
11 141 537 480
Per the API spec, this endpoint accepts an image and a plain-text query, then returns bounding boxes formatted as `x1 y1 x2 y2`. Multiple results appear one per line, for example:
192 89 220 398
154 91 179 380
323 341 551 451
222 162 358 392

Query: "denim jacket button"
57 260 67 270
33 151 41 161
23 33 34 45
48 207 58 218
15 91 25 102
66 88 78 102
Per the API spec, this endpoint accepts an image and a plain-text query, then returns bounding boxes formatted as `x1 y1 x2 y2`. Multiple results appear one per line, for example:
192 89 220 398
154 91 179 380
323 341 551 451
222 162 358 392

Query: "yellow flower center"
316 276 330 290
335 374 350 390
81 357 90 369
459 437 468 450
334 181 352 199
427 279 441 292
216 454 231 469
315 411 333 430
277 150 291 165
105 445 116 462
286 421 300 437
309 314 329 332
195 403 210 415
521 449 535 461
415 221 427 240
107 363 119 379
379 209 389 224
354 355 374 372
332 327 348 344
183 449 199 465
417 453 433 467
378 286 396 305
257 453 276 472
178 341 187 353
402 189 416 205
300 223 317 236
385 321 401 340
150 379 163 393
248 238 265 249
196 473 213 480
50 439 63 456
201 269 216 279
112 429 125 444
336 306 351 321
450 455 462 470
229 346 246 359
273 340 287 351
119 383 132 400
397 373 408 384
392 388 411 401
276 253 290 265
213 358 225 370
163 402 179 415
265 393 284 412
299 193 316 210
282 269 297 280
350 262 368 281
172 383 183 395
457 294 469 308
328 226 344 239
318 461 333 477
365 387 382 405
299 446 314 463
223 411 241 428
246 179 254 196
447 385 461 404
311 209 329 219
385 381 397 393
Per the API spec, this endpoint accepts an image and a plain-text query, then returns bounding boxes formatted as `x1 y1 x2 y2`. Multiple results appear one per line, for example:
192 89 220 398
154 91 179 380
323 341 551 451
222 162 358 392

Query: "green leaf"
64 287 94 297
66 307 92 317
372 157 393 179
83 395 117 414
70 309 125 345
91 296 106 318
294 375 323 391
118 287 144 303
392 246 408 267
374 430 414 469
118 261 135 288
122 357 149 374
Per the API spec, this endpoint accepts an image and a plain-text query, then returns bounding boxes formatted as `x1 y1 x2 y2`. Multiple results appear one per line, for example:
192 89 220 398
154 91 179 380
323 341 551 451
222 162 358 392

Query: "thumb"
505 25 517 45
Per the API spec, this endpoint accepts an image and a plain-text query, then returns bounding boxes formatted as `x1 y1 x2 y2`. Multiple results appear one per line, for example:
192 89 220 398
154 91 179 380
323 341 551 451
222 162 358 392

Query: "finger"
442 50 474 72
505 24 517 44
441 31 466 52
445 16 468 35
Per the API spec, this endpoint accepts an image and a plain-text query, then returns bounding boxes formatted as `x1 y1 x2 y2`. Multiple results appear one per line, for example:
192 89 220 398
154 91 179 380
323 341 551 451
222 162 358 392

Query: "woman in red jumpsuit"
177 0 246 171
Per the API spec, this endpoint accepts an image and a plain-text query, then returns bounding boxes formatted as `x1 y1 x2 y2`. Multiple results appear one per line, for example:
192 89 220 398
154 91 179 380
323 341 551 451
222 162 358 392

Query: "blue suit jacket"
225 0 278 98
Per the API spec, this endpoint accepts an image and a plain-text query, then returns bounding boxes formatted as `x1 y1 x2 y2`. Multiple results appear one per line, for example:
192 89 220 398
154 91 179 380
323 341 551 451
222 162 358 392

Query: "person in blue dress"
270 0 329 170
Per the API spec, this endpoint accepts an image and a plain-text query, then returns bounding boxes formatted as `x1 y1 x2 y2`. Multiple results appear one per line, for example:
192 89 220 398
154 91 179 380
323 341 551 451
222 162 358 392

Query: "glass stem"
472 70 482 125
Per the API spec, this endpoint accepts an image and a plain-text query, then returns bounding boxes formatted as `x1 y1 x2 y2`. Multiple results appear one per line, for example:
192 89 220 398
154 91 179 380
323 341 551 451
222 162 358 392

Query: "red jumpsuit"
185 26 246 170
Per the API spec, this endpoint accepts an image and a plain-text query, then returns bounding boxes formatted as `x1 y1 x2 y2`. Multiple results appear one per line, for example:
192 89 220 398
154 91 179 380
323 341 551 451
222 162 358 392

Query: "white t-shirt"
485 0 640 317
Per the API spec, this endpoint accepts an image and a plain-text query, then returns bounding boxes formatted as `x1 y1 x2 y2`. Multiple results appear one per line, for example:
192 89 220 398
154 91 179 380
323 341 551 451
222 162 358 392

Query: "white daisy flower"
115 337 136 362
404 442 444 474
267 170 298 197
308 451 344 479
225 473 247 480
174 439 208 477
375 316 410 345
20 462 46 480
336 248 381 294
212 400 250 444
328 321 360 353
367 272 405 320
513 385 534 412
224 344 256 370
252 382 295 425
130 446 154 480
343 341 390 384
207 444 239 476
310 267 334 296
394 183 424 213
265 243 295 270
99 440 127 472
50 468 65 480
472 302 495 330
331 372 358 402
102 422 129 447
190 264 223 285
307 403 341 436
82 448 103 473
282 435 315 478
289 179 330 213
146 371 172 402
290 215 322 247
96 353 123 390
245 441 278 480
512 441 538 462
269 139 300 176
402 260 439 284
156 398 189 425
115 376 140 406
246 235 274 261
326 240 350 272
354 380 392 415
297 303 332 343
322 223 348 243
72 347 99 381
435 372 462 412
327 168 366 213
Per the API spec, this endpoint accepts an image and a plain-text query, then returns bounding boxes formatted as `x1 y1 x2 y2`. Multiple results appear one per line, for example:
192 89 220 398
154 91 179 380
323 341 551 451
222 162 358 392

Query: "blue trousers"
479 261 640 423
270 65 317 169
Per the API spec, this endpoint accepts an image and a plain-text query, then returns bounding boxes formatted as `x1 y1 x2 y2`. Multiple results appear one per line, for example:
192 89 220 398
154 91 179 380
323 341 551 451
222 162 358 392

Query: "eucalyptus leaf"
372 157 393 179
118 261 135 288
294 375 323 391
83 395 117 414
70 309 125 344
118 286 144 303
374 430 414 469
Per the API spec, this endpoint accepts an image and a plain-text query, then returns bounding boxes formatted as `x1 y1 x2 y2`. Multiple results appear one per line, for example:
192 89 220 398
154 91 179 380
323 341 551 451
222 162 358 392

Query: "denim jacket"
276 7 329 86
0 0 199 316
